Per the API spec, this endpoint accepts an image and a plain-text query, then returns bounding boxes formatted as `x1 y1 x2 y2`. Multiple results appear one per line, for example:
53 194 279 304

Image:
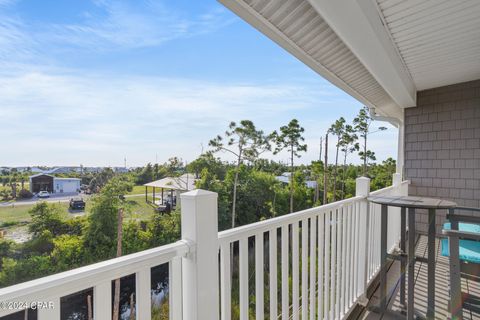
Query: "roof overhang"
307 0 416 108
219 0 480 124
220 0 405 122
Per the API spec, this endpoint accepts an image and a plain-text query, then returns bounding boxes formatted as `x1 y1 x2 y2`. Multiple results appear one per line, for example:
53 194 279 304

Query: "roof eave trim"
307 0 416 108
219 0 380 111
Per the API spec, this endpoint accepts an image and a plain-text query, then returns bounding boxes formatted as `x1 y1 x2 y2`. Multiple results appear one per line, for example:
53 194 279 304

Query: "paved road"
0 193 87 207
0 193 155 208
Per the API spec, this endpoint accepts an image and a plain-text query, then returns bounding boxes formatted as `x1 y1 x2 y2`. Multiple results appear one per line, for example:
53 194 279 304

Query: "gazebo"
143 173 197 210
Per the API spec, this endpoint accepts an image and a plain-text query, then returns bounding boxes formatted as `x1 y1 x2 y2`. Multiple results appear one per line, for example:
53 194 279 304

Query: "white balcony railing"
0 175 408 320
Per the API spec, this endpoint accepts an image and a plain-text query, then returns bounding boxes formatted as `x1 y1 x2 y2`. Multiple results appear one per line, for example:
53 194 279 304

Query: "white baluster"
281 225 289 319
292 222 299 320
269 229 278 320
255 233 265 320
220 243 231 320
239 238 248 320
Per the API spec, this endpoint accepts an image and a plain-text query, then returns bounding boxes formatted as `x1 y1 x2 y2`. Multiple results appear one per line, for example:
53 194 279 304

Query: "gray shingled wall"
404 79 480 235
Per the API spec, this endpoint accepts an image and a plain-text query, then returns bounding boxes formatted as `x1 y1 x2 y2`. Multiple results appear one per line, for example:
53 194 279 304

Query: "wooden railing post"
356 177 370 303
180 189 219 320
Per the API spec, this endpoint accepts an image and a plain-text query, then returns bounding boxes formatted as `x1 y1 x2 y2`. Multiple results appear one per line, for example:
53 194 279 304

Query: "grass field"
0 183 30 193
127 185 147 195
126 195 157 220
0 195 156 228
0 202 71 226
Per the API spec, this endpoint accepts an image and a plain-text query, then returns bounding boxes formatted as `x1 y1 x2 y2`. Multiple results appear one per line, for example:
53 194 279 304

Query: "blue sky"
0 0 397 167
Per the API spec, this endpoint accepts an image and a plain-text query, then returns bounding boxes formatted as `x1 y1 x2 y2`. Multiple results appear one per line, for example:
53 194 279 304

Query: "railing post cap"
356 176 370 182
180 189 218 199
356 176 370 197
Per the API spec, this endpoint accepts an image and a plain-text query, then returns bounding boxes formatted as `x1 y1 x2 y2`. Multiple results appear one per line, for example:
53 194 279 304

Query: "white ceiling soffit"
307 0 417 108
219 0 404 120
376 0 480 91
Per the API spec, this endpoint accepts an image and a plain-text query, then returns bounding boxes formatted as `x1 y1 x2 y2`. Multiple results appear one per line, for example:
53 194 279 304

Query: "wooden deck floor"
357 235 480 320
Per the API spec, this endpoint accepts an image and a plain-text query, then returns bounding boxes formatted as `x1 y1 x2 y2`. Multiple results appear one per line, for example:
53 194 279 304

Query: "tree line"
0 106 395 318
203 106 388 229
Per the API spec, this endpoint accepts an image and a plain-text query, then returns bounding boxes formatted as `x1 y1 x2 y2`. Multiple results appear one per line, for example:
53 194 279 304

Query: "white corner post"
180 189 219 320
392 173 402 191
356 176 370 304
396 121 405 178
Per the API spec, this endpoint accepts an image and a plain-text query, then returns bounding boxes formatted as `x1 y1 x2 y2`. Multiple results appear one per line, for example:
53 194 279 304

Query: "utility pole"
113 207 124 320
323 133 328 205
319 136 323 161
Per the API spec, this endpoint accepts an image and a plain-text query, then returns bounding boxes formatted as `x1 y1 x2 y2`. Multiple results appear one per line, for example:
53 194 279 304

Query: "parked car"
37 191 50 198
69 197 86 210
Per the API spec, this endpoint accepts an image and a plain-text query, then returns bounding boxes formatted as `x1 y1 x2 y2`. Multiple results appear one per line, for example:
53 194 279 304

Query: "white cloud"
39 1 236 51
0 1 399 167
0 16 36 62
0 68 398 166
0 0 235 66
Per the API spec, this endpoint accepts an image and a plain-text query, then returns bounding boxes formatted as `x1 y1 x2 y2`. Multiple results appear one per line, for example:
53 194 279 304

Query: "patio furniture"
442 207 480 320
368 195 457 320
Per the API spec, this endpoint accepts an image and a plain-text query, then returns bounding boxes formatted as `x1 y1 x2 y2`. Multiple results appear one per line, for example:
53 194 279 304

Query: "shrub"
0 190 12 201
28 202 67 237
17 189 33 199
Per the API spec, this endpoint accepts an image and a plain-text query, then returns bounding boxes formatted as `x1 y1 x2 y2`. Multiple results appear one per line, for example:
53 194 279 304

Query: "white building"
275 172 318 189
53 178 81 194
29 174 81 194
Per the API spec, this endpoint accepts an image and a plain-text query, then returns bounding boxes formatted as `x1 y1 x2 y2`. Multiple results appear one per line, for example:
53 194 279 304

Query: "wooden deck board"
356 235 480 319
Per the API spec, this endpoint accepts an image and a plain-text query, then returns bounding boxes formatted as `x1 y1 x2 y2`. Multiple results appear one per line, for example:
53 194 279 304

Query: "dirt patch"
2 225 32 243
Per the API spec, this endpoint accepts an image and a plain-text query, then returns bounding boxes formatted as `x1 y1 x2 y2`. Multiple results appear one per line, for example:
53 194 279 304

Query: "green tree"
195 168 231 230
271 119 307 213
328 117 346 201
339 124 357 199
148 210 181 246
137 163 154 184
353 107 387 176
310 160 324 204
187 153 227 180
0 255 52 287
89 167 116 193
28 202 67 237
51 235 85 272
370 158 396 190
166 157 184 176
83 177 132 261
9 171 18 199
209 120 270 228
0 239 14 269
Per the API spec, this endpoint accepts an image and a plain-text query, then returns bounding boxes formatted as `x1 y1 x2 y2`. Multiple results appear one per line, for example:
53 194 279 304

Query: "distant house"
45 167 78 174
275 172 318 189
29 174 81 194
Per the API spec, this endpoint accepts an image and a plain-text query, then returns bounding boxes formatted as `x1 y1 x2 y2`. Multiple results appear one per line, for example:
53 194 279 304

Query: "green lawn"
125 195 157 220
127 185 147 195
0 202 71 226
0 205 34 225
0 195 156 228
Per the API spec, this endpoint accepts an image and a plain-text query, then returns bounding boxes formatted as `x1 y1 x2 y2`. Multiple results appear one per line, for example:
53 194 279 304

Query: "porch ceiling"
376 0 480 91
219 0 403 120
220 0 480 121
